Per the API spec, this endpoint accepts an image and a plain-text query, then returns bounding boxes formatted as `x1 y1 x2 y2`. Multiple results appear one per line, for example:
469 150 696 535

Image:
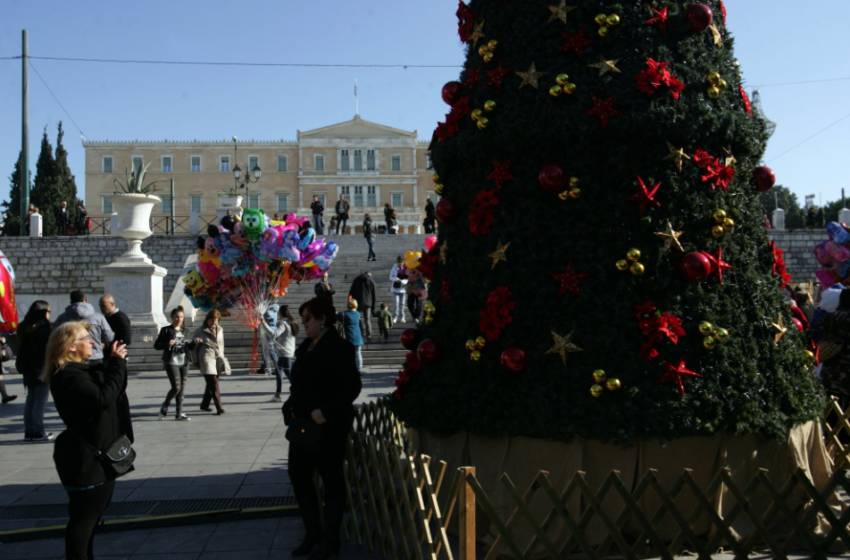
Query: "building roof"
298 114 417 140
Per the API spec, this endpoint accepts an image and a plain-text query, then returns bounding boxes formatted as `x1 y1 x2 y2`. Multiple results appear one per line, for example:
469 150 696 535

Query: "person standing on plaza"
99 295 131 350
363 213 377 261
46 322 130 560
154 307 190 421
389 256 407 323
349 271 376 340
56 201 70 236
334 194 350 235
192 309 228 415
311 195 325 235
0 335 15 404
285 297 361 559
53 291 115 365
16 301 53 440
383 202 395 234
423 198 437 234
262 304 298 402
376 303 394 343
314 272 335 305
76 203 89 236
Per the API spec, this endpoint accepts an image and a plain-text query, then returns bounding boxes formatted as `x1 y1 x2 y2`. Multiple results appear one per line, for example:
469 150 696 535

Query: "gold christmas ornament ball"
425 315 434 324
471 350 481 361
714 328 730 343
717 79 728 91
487 39 498 51
707 72 722 85
432 174 439 183
563 83 577 95
711 225 725 238
549 85 563 97
556 73 570 86
607 14 621 26
424 301 435 313
804 350 816 362
475 336 486 349
626 248 641 262
477 118 489 130
615 259 629 272
569 177 579 188
558 191 570 201
590 384 604 397
606 378 622 391
594 13 608 25
712 208 727 223
592 370 607 383
478 47 488 57
707 86 721 99
698 321 714 336
723 218 735 232
483 54 493 63
484 100 496 112
471 109 483 121
703 336 718 350
568 188 581 199
465 339 476 351
630 262 646 276
597 26 609 37
434 184 444 196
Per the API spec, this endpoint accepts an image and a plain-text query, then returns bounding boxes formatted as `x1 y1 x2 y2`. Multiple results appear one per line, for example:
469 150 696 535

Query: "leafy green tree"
1 152 25 236
758 185 804 229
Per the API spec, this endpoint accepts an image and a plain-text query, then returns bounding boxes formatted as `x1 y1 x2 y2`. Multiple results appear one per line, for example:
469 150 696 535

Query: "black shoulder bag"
286 417 322 449
70 430 136 478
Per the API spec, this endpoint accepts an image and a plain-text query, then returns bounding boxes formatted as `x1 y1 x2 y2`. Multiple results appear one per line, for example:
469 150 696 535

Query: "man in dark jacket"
56 201 70 236
314 272 335 304
53 291 115 364
349 271 376 338
424 198 437 234
99 295 132 348
363 214 377 261
335 194 350 235
310 195 325 235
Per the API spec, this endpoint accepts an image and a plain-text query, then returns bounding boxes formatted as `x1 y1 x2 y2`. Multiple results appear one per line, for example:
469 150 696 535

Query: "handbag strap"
66 427 104 457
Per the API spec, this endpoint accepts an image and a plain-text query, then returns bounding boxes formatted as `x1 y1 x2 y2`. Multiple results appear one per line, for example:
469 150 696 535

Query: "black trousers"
407 294 422 321
162 363 188 416
201 374 223 412
288 427 348 544
360 306 373 338
66 480 115 560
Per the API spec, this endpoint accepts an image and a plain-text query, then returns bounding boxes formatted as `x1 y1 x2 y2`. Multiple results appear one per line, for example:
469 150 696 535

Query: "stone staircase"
127 234 430 372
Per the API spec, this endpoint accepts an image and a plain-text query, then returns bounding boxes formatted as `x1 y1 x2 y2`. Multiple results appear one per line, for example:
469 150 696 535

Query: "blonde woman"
44 321 129 560
192 309 228 414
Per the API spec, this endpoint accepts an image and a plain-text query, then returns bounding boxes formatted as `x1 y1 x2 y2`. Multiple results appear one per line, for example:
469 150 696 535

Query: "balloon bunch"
813 222 850 287
0 249 17 333
394 236 438 304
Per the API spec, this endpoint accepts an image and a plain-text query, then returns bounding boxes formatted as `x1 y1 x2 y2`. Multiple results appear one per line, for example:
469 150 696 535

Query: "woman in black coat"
45 320 129 560
16 300 53 440
154 306 190 420
284 297 361 559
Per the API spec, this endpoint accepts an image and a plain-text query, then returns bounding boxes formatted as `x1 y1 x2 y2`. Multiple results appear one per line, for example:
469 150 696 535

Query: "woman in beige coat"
192 309 229 415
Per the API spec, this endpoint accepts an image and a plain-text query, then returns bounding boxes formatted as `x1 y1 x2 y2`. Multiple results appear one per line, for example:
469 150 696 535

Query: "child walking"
376 303 394 342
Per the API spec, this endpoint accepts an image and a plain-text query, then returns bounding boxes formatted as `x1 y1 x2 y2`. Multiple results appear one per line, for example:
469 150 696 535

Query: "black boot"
308 538 340 560
292 530 322 557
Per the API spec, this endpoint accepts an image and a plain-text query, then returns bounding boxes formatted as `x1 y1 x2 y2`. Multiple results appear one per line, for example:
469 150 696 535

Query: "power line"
768 110 850 163
754 76 850 88
27 61 89 142
7 55 461 69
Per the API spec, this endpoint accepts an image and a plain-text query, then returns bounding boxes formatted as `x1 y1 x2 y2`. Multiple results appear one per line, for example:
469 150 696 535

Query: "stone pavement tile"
208 452 260 463
234 484 291 499
125 486 188 502
138 476 191 488
242 471 288 486
0 519 40 531
149 465 204 478
197 550 269 560
133 530 214 555
0 492 27 506
129 554 200 560
203 528 276 551
0 537 65 559
10 490 68 505
179 486 239 500
93 530 151 556
215 518 280 532
2 469 60 484
188 474 245 487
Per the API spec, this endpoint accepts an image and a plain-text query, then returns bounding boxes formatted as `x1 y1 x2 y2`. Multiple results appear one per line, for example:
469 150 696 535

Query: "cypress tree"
54 122 82 228
30 129 62 236
1 152 25 237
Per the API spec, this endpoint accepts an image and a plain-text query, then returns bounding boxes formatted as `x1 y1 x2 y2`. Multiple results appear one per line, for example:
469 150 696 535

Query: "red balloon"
441 81 463 105
435 198 458 224
679 252 714 282
753 166 776 192
500 346 528 374
400 328 422 351
538 164 566 193
792 318 804 332
417 339 442 364
685 4 713 32
0 265 16 333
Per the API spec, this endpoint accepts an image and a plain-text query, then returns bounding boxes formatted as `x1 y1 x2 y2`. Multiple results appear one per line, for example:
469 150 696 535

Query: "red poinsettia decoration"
469 189 499 235
692 148 735 192
479 287 515 342
417 246 440 281
740 85 753 117
633 301 686 361
768 240 792 287
635 59 684 100
430 96 471 147
456 1 477 43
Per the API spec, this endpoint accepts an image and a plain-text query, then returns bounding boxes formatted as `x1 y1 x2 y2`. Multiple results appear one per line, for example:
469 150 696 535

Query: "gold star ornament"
488 240 511 270
709 24 723 47
547 1 578 24
664 142 690 171
722 147 737 167
772 315 788 343
469 21 486 47
654 221 684 253
516 62 545 89
546 330 583 365
587 56 621 77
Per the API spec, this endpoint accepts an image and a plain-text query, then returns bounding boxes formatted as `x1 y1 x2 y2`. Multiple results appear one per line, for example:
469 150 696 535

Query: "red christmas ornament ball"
500 346 528 374
792 318 804 332
753 166 776 192
685 3 713 32
400 328 422 351
679 251 714 282
441 81 463 105
417 339 442 364
436 198 458 224
538 164 567 193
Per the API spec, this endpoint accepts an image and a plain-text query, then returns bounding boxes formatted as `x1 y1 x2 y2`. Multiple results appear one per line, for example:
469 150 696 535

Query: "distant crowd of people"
25 202 91 236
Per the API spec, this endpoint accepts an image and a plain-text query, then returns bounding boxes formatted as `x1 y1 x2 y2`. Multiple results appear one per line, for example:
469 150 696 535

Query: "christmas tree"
391 0 825 445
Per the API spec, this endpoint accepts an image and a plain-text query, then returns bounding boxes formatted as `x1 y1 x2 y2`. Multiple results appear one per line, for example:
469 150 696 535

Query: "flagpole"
355 79 359 116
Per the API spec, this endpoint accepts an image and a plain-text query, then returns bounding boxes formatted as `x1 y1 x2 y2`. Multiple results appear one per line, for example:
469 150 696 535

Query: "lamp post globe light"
231 136 262 206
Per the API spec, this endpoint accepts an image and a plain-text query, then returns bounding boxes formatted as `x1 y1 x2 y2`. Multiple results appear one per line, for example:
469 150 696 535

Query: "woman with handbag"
45 321 130 560
17 301 53 440
284 297 361 560
154 306 190 420
192 309 228 415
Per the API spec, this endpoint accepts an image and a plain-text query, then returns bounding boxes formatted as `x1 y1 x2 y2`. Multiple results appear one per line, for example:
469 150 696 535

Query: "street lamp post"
231 136 262 207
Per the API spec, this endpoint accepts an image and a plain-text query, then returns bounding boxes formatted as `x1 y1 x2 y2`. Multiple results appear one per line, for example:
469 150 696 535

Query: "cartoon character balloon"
0 250 15 287
0 265 18 333
242 209 267 241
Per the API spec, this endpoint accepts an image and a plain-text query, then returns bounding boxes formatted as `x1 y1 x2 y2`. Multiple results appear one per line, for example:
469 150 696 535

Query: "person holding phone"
154 307 190 420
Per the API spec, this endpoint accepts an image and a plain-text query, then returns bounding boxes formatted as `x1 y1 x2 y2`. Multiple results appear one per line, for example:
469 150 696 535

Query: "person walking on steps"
423 198 437 234
191 309 229 415
338 297 365 372
314 272 335 305
154 306 190 421
363 213 377 261
311 195 325 235
376 302 394 343
16 301 53 441
383 202 395 234
262 304 298 402
335 194 350 235
349 270 376 340
389 256 408 324
284 297 361 560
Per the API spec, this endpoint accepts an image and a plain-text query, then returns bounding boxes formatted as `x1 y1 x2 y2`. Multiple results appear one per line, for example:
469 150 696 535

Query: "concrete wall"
768 229 823 282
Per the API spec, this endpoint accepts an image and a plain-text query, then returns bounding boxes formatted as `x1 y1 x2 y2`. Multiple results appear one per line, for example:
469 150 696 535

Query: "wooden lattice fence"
344 398 850 559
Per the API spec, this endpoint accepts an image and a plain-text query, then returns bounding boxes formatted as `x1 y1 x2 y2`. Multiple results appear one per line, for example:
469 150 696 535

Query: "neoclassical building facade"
83 116 437 233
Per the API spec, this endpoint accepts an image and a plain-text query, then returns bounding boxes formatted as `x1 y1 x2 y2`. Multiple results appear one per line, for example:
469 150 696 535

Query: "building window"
249 194 260 209
426 153 433 170
277 194 289 212
249 156 259 172
277 156 287 172
315 155 325 171
391 193 403 207
340 186 350 197
367 150 376 170
191 156 201 173
161 156 172 173
426 190 440 202
315 193 327 207
161 196 173 213
367 186 377 207
102 157 113 173
220 156 230 173
354 186 363 207
190 195 202 213
391 155 401 171
102 197 113 213
340 150 350 171
132 156 143 173
353 150 362 171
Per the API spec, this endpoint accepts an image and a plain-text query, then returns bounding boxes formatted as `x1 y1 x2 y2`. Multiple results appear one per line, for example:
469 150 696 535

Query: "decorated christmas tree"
391 0 826 445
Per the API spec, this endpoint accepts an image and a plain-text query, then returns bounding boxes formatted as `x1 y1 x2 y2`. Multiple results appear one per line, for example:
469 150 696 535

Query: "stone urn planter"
108 193 161 263
217 193 243 208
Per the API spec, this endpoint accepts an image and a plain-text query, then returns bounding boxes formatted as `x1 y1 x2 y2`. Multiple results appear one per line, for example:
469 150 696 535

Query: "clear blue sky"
2 0 849 207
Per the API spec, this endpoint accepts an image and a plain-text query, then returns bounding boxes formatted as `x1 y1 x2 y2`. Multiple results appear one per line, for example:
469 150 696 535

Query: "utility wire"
754 76 850 88
4 55 460 69
768 110 850 163
28 61 89 142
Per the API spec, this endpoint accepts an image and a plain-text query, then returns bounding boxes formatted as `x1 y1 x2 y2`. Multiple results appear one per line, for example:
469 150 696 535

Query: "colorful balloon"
0 249 15 287
0 264 17 333
424 236 438 252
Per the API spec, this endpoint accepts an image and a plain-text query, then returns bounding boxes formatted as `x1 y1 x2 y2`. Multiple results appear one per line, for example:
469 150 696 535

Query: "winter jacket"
311 200 324 215
390 264 408 295
335 199 350 217
191 325 228 375
337 311 364 347
105 309 132 346
262 319 297 358
315 281 335 304
53 303 115 362
154 325 188 364
425 201 437 220
376 308 394 331
16 319 50 387
363 217 375 238
282 328 361 434
349 273 377 309
50 358 131 487
383 206 394 223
